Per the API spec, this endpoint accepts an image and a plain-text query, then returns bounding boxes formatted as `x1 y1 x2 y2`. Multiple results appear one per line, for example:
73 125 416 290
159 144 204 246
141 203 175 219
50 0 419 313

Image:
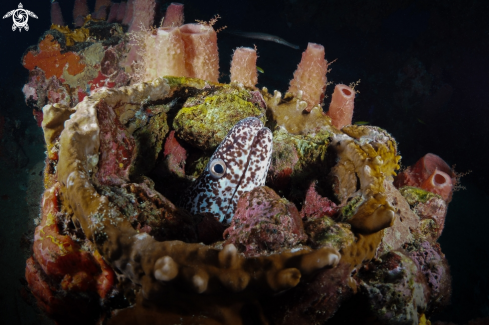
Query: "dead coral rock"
267 128 333 198
162 130 187 178
267 129 299 191
301 182 354 250
96 100 136 186
415 196 447 240
357 250 428 324
130 103 170 177
265 262 353 325
301 181 339 220
406 241 451 313
224 186 308 256
377 182 420 255
97 178 198 242
400 186 448 241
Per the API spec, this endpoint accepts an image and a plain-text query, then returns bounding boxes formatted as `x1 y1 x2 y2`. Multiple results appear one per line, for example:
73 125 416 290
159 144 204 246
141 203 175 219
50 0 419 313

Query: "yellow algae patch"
50 24 90 46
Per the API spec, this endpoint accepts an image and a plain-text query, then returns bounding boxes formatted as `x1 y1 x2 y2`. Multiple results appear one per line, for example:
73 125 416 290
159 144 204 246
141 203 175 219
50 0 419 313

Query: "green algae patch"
399 186 440 206
173 89 265 151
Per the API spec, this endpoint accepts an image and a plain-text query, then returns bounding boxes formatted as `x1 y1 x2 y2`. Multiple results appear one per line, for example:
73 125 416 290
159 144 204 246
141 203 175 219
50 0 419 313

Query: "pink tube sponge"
95 0 111 12
50 2 64 26
327 84 355 129
128 0 156 33
162 3 184 27
230 47 258 88
73 0 89 22
180 24 219 83
92 6 108 20
288 43 328 111
116 2 126 22
143 27 188 81
122 0 134 25
107 3 120 22
420 170 453 202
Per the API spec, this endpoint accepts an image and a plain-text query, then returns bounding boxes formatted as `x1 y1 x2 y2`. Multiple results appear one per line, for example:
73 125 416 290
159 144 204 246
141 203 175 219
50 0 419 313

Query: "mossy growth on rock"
399 186 441 206
340 196 364 220
268 127 335 201
173 85 265 151
304 216 355 251
130 104 170 178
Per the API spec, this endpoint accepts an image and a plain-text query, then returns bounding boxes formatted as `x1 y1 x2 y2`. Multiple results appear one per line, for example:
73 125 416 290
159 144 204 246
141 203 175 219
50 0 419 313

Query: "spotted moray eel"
183 117 273 224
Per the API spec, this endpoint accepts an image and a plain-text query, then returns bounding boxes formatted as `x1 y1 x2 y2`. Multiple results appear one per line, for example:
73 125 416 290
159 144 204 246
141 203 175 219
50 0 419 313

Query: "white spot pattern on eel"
183 117 273 224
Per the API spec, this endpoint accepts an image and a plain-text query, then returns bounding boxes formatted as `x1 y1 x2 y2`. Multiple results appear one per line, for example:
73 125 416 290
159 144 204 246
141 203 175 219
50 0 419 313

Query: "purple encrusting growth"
183 117 273 224
407 240 451 309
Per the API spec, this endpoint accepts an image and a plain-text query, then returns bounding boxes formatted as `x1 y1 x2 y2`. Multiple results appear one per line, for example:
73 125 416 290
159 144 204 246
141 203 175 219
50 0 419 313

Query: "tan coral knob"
154 256 178 281
218 244 239 269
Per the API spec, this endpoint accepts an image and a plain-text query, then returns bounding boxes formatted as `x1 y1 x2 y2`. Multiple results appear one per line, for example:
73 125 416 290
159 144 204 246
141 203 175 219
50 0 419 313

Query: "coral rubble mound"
21 4 455 325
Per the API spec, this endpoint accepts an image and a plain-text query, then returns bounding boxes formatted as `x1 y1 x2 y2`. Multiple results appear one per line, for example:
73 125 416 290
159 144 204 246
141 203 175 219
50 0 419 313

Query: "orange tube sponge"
230 47 258 88
420 170 453 202
143 27 187 81
327 84 355 129
180 24 219 83
288 43 328 111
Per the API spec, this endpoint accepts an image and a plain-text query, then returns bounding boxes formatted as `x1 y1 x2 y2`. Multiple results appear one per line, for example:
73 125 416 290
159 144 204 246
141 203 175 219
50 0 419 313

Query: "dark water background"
0 0 487 324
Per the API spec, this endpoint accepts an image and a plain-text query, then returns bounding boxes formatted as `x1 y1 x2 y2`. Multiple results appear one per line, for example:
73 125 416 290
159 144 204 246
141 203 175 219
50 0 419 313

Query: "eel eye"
208 158 226 179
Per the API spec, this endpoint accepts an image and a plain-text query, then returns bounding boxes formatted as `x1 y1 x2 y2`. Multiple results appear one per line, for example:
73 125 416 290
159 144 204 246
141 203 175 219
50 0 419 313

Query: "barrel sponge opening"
420 170 453 201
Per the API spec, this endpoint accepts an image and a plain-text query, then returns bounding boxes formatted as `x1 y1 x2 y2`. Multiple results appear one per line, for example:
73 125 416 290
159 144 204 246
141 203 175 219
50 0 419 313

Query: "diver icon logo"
2 3 38 32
